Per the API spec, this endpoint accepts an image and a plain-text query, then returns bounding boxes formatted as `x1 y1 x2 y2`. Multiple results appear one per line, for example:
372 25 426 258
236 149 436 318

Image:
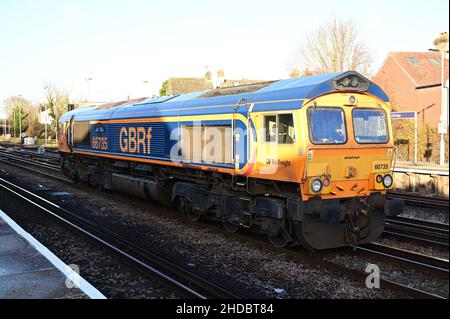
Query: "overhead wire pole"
18 94 23 143
429 47 449 166
414 112 418 164
19 108 22 143
43 87 49 146
45 105 48 146
3 116 6 137
85 77 93 101
13 109 16 138
439 48 446 166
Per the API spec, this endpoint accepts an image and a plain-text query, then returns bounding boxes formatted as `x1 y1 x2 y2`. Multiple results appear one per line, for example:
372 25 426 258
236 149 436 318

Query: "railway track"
384 216 449 249
357 242 449 276
0 145 60 164
0 176 240 299
191 220 447 298
0 149 60 170
0 155 446 299
387 191 449 209
0 152 71 184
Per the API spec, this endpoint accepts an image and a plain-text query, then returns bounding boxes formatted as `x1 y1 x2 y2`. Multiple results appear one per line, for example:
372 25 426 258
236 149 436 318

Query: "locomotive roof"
60 71 389 122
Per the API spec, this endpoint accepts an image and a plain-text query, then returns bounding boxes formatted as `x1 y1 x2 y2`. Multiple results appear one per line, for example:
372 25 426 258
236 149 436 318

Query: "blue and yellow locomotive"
58 71 404 250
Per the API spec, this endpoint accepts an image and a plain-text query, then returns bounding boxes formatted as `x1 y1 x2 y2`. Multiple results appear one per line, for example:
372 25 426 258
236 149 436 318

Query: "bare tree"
44 83 70 134
3 96 34 136
289 17 373 76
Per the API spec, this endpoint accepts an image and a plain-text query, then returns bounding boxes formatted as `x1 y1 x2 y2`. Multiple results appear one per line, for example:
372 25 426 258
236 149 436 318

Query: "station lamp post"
429 48 449 166
12 108 15 138
17 95 23 141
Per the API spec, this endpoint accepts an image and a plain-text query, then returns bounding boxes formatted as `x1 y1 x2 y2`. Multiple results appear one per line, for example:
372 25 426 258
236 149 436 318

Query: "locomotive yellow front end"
297 75 404 249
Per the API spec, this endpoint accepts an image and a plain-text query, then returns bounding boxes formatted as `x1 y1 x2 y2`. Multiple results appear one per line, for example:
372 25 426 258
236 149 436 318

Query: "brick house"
372 51 448 124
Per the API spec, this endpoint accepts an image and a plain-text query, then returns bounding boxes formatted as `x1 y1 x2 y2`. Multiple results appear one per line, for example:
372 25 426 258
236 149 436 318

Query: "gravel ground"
400 206 449 225
0 162 440 299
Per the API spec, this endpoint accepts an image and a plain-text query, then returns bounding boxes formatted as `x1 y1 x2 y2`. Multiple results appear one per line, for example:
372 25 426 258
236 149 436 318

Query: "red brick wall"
373 56 442 125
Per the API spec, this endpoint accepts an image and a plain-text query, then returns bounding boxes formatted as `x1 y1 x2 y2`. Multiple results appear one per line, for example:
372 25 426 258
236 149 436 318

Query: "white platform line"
0 209 107 299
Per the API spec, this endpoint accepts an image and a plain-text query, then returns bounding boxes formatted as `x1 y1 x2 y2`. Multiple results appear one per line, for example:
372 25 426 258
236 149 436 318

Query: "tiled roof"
387 51 448 87
167 78 213 94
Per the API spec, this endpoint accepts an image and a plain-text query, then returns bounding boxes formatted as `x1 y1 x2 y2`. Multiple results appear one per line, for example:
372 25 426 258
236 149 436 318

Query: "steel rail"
386 216 448 238
0 158 72 184
387 191 449 209
384 217 449 248
386 216 448 232
357 242 449 275
0 176 240 299
0 150 60 171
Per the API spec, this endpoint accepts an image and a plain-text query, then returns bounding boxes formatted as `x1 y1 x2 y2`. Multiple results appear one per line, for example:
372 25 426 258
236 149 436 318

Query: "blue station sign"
391 112 417 120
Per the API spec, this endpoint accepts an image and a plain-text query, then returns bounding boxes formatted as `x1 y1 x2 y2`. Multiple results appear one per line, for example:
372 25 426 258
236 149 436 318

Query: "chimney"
434 32 449 58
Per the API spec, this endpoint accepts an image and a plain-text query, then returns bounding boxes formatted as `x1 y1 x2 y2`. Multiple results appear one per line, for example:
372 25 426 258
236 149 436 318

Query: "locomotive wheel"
267 222 293 248
223 220 240 233
177 198 201 222
267 233 290 248
69 170 79 183
187 209 202 222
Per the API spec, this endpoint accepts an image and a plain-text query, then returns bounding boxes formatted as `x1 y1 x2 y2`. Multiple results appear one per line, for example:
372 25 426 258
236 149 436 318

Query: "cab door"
67 115 75 152
250 111 301 182
232 99 248 172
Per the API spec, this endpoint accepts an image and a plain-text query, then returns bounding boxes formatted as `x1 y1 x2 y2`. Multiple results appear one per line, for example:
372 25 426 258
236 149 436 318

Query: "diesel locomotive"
58 71 404 250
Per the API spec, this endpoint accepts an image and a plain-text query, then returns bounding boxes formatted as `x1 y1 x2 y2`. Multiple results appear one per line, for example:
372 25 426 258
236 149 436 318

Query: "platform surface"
394 161 449 175
0 210 105 299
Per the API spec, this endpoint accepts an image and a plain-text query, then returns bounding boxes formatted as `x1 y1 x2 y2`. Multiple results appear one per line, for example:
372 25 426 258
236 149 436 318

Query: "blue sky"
0 0 448 115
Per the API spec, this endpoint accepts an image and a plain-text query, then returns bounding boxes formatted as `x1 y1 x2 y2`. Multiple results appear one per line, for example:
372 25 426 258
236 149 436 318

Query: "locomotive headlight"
383 174 393 188
311 179 323 193
376 175 383 184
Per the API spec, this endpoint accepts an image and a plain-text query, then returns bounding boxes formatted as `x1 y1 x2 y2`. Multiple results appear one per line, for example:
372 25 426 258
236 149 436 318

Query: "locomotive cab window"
73 121 91 146
264 114 295 144
352 108 388 144
308 108 347 144
58 122 66 135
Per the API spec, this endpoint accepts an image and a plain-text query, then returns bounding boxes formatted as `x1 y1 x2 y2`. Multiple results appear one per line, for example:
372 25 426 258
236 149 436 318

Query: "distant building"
373 50 448 125
165 78 214 95
164 69 267 95
75 101 113 109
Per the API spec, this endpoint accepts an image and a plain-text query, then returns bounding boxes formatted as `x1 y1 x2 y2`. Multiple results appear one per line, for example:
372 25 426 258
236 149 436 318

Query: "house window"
427 57 440 66
407 57 420 65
